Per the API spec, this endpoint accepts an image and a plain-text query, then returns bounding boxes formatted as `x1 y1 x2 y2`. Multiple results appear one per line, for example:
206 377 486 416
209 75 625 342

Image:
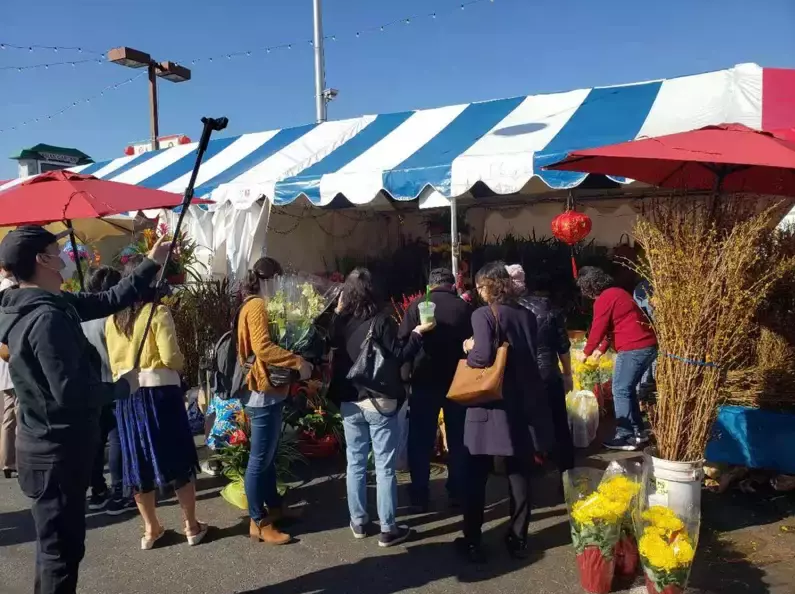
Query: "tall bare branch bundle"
634 194 793 462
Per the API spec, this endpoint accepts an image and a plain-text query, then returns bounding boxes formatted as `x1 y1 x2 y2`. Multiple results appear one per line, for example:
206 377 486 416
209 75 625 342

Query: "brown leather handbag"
447 304 509 406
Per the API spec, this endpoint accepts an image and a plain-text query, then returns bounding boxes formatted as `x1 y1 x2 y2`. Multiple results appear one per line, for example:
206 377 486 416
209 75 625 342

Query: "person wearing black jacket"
329 268 434 548
398 269 472 510
0 226 169 594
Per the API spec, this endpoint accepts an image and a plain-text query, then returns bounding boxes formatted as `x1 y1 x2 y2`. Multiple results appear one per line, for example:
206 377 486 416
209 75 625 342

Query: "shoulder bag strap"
489 303 502 351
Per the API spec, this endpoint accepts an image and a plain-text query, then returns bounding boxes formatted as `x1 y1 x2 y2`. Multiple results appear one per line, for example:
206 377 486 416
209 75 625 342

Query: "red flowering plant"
213 410 251 483
391 291 424 324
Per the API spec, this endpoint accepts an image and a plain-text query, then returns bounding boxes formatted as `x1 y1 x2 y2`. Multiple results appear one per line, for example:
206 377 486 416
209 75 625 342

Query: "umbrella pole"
65 219 85 292
132 116 228 370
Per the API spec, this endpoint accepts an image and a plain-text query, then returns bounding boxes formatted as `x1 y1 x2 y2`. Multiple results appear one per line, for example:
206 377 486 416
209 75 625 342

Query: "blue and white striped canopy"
0 63 771 211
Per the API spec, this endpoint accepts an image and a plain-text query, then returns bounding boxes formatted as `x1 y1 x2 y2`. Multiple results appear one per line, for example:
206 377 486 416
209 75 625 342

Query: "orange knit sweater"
236 297 303 394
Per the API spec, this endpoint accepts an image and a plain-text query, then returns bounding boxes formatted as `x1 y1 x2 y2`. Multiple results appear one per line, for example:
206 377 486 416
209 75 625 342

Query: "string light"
0 58 97 72
0 71 146 134
1 0 497 73
0 42 104 55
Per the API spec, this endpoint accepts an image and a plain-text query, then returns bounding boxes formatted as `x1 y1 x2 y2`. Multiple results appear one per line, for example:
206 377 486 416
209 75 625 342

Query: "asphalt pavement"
1 447 792 594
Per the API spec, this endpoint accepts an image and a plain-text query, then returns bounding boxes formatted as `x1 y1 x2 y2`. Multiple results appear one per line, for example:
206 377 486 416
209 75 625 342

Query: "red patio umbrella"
543 124 795 197
0 170 210 225
0 170 211 289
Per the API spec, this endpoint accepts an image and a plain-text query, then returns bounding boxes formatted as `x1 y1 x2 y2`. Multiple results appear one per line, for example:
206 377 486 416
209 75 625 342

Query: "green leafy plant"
164 278 242 386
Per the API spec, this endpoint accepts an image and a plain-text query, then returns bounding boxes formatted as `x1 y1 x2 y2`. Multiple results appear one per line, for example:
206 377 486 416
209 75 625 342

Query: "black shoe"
106 497 136 516
454 537 487 564
505 534 530 559
2 468 16 479
350 522 369 540
378 526 412 548
634 430 651 445
603 435 642 452
88 489 110 511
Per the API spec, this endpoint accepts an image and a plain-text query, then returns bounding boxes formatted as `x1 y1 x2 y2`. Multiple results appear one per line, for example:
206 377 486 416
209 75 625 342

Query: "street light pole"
313 0 327 123
148 63 160 151
108 48 191 152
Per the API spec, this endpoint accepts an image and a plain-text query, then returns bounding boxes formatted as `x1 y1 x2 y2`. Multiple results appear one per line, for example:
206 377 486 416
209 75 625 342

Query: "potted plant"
631 195 795 593
117 222 202 284
564 468 639 594
295 407 342 458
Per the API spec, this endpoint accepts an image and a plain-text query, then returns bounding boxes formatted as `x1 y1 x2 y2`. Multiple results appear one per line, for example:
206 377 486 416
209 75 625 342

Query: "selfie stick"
132 116 229 369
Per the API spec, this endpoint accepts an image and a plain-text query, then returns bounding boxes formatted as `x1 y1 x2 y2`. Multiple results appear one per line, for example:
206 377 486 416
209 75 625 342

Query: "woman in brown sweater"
237 257 311 545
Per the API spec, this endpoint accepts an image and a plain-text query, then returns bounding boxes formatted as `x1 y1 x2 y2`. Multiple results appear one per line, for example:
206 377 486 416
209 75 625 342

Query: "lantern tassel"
571 249 578 279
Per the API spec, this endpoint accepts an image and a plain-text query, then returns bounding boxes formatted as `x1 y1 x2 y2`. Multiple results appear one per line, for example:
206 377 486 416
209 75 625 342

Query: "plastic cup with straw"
418 284 436 325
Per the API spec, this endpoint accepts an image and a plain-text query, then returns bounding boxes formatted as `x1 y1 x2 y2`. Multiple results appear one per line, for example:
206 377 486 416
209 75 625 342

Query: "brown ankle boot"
249 519 291 545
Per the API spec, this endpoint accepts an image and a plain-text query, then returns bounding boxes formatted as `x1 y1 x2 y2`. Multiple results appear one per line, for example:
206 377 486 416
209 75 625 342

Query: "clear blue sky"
1 0 794 178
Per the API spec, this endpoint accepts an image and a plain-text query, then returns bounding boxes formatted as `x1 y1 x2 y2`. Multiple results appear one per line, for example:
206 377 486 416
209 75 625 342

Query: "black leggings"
462 453 531 544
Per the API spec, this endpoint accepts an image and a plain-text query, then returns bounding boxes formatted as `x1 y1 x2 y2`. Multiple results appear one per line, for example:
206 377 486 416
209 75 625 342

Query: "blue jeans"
244 401 284 522
407 388 466 506
612 347 658 439
341 401 398 534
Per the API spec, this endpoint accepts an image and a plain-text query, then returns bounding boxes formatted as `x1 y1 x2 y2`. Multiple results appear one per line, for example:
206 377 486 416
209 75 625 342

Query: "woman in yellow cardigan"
238 256 311 546
105 257 206 550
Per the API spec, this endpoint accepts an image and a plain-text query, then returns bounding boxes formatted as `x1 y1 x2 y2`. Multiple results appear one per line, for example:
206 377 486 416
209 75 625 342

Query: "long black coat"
467 302 554 457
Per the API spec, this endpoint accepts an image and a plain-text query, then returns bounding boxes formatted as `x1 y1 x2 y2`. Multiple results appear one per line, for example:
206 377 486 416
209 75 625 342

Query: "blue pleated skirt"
116 385 199 493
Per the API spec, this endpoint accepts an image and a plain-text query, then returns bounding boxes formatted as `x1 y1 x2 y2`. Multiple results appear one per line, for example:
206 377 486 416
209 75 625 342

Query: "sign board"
125 135 191 156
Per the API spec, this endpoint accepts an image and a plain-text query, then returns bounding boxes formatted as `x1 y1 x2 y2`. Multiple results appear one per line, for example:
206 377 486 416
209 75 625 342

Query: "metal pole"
313 0 327 123
65 220 85 292
450 197 460 280
148 62 160 151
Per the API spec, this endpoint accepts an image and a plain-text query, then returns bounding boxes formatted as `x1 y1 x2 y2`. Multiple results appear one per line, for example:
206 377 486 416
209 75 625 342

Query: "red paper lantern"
551 209 592 278
551 209 592 245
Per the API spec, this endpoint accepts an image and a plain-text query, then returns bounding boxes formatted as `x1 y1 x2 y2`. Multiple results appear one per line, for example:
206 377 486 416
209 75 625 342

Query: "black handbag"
345 317 403 401
266 365 299 388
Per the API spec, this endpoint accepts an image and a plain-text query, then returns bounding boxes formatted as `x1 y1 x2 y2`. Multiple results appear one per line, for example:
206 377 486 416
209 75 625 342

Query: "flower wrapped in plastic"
566 390 600 448
262 273 342 363
601 461 643 580
635 505 697 594
564 467 640 593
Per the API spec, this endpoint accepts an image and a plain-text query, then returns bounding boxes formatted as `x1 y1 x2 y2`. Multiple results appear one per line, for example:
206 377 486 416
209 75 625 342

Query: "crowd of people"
0 225 658 594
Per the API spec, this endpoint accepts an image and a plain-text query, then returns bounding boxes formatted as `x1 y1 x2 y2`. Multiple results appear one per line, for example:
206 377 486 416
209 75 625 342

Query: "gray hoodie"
81 318 113 383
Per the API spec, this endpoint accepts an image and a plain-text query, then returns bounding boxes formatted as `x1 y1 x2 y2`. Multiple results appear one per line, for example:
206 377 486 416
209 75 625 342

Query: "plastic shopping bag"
396 400 410 471
566 390 600 448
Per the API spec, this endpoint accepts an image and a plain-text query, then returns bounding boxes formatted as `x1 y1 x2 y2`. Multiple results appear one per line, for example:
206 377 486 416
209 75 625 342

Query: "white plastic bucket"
643 449 704 519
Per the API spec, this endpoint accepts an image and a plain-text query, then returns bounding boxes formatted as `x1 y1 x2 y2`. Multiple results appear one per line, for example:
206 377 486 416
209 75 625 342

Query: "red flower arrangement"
391 291 424 324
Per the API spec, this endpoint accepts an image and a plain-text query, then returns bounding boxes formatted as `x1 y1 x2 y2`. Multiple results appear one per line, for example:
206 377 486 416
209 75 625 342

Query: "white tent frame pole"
313 0 327 123
449 197 459 280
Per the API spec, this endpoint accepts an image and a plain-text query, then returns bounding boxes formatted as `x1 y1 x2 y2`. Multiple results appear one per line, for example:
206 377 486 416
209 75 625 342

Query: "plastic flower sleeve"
563 468 622 594
633 498 699 594
566 390 600 448
600 461 643 580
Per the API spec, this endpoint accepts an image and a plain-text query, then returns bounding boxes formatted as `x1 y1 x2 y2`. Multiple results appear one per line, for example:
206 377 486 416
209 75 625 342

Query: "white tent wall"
264 203 419 274
174 193 644 281
472 200 640 246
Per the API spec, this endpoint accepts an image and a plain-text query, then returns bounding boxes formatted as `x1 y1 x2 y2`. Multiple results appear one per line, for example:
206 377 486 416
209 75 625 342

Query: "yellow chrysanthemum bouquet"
635 506 696 594
564 463 642 594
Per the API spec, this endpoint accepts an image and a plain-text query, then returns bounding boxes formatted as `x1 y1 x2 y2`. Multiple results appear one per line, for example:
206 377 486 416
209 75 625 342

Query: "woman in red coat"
577 267 657 452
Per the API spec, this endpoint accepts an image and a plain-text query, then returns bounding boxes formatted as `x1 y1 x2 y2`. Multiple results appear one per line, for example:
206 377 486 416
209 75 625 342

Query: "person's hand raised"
147 235 173 267
413 320 436 334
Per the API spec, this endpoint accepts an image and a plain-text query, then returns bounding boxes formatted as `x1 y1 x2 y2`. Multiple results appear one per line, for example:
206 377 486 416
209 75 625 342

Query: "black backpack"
210 298 255 401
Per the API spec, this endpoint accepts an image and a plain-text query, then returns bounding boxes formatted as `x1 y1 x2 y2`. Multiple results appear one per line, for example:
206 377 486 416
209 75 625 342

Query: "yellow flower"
671 534 695 565
597 476 640 508
571 492 625 526
642 506 684 534
639 532 678 572
639 527 694 572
